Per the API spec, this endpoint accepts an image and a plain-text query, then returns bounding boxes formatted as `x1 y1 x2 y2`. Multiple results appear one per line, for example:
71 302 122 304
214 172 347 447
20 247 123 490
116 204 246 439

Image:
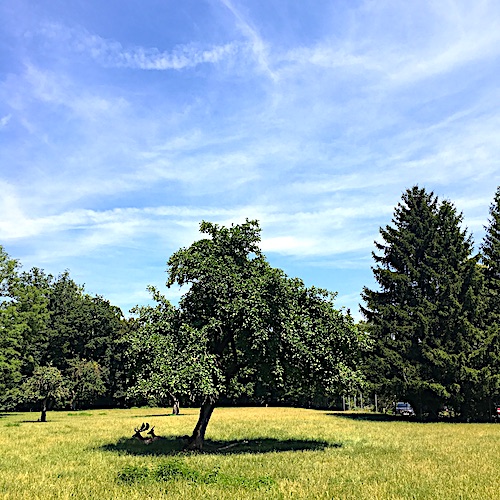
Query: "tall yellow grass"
0 407 498 499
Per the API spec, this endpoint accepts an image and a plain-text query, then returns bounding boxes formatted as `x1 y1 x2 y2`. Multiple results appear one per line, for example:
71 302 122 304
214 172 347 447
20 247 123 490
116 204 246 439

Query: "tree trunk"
172 398 180 415
40 399 48 422
185 396 217 451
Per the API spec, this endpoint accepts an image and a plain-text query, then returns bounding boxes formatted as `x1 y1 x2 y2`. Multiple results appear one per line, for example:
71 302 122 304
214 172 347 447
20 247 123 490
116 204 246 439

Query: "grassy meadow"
0 406 499 499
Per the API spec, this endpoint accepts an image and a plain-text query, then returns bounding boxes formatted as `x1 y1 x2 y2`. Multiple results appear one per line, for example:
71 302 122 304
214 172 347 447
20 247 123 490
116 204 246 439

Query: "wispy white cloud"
98 39 238 71
39 22 238 71
0 181 27 236
218 0 277 80
273 0 500 89
0 196 387 262
0 114 11 128
4 63 128 130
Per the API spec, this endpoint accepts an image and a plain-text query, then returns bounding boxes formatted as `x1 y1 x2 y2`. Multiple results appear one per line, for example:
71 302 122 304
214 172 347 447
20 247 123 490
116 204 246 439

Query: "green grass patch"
67 411 93 416
0 407 498 499
117 458 275 490
117 464 151 483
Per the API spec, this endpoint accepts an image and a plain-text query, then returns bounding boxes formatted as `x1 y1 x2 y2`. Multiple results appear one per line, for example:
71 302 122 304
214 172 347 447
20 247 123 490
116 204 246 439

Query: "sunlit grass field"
0 406 499 499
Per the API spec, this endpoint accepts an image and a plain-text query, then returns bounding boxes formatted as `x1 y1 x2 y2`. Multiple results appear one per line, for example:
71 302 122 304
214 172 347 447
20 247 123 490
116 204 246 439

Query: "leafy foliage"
127 288 217 408
0 246 23 407
168 220 365 401
0 258 126 410
66 358 106 410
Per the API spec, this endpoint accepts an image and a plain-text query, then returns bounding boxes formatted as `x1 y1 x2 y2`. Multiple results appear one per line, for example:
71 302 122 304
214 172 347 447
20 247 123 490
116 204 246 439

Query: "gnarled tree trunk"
185 395 217 451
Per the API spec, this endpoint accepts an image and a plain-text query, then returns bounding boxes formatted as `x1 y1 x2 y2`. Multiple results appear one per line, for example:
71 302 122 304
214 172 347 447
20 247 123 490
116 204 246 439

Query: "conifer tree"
362 186 480 419
480 187 500 411
482 187 500 323
427 201 484 420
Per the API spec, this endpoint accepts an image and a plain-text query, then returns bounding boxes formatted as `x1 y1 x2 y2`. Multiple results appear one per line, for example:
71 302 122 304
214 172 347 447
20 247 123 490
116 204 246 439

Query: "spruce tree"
482 186 500 323
426 201 483 420
480 187 500 412
362 186 479 419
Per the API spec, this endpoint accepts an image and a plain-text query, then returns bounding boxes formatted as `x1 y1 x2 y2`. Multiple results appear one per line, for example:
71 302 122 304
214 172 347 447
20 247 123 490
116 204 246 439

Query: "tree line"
0 186 499 441
0 264 130 419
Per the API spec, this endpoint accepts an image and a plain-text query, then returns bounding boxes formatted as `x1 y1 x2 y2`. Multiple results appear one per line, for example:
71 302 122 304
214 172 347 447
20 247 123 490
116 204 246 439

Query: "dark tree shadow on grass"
139 413 188 418
327 412 416 422
100 436 339 456
329 412 496 424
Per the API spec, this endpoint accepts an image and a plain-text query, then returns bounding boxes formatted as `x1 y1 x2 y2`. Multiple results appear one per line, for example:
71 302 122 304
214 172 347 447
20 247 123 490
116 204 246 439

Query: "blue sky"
1 0 500 319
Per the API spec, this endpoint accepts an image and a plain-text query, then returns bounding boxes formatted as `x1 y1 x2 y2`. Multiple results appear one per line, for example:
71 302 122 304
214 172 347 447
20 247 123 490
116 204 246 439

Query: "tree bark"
172 398 180 415
185 396 217 451
40 399 47 422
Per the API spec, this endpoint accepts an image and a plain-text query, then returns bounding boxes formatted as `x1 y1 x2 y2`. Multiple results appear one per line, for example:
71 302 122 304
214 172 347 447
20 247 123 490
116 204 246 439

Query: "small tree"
21 365 68 422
